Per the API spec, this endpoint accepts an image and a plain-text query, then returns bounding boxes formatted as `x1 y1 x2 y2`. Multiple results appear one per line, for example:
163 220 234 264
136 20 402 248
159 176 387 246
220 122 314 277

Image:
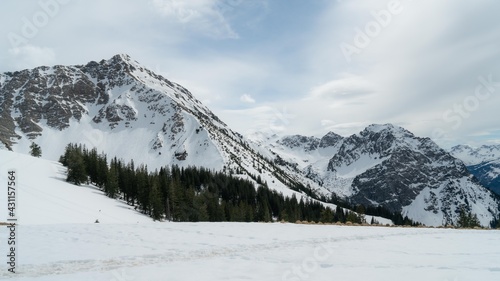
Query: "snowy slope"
1 223 499 280
248 131 345 197
450 144 500 165
0 150 152 224
0 149 207 224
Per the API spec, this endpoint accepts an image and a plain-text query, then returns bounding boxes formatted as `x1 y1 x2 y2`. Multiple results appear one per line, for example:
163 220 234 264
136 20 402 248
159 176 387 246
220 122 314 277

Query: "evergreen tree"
194 193 209 221
149 175 164 221
95 153 108 188
457 207 481 228
29 142 42 157
168 177 181 221
85 148 99 185
66 145 88 185
105 160 119 198
320 207 334 223
346 211 362 224
136 164 151 214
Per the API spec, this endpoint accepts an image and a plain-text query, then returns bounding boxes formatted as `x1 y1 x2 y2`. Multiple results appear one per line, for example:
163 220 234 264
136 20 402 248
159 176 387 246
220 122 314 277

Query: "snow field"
0 223 499 280
0 150 152 225
0 150 499 280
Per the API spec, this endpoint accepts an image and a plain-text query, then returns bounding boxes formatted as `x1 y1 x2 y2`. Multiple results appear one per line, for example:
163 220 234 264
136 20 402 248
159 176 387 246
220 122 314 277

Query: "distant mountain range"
1 54 498 227
253 124 499 226
450 145 500 195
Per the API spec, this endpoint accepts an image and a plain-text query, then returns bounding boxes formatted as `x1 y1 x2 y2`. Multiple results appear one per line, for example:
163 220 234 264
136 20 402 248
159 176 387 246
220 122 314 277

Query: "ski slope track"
1 223 500 280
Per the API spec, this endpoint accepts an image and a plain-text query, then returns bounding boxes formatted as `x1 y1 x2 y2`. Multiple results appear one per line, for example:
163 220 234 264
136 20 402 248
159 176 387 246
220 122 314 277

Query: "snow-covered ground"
1 223 499 280
1 150 499 280
0 150 152 225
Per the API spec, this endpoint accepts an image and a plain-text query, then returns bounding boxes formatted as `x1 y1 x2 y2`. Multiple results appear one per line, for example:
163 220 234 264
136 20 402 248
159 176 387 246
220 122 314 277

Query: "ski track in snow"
1 228 436 279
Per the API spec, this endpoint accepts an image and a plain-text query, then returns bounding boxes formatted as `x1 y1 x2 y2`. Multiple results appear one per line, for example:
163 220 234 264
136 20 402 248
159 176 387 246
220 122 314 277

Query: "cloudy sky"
1 0 500 148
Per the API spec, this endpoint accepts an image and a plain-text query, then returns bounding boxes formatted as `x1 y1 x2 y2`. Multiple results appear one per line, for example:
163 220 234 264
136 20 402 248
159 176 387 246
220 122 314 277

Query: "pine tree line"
58 143 419 225
457 206 481 228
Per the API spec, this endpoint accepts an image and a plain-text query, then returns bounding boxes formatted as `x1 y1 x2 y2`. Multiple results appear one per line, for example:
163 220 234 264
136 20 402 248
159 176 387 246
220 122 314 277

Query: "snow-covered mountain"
467 159 500 195
449 145 500 195
261 124 500 226
0 54 228 169
1 55 498 227
449 144 500 166
0 54 329 205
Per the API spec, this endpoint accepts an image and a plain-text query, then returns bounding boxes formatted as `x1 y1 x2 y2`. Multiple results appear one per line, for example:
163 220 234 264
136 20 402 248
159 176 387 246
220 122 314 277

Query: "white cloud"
151 0 238 39
7 45 56 70
240 94 255 104
0 0 499 147
296 0 500 144
307 74 375 101
320 120 368 136
221 105 295 136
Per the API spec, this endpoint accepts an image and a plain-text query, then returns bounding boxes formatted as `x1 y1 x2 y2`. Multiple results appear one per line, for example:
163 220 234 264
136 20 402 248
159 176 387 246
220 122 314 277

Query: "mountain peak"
278 135 320 152
110 53 133 63
366 123 394 132
365 123 403 133
450 144 473 150
450 144 500 165
319 131 343 148
322 131 342 138
0 54 226 162
98 54 140 71
362 124 415 140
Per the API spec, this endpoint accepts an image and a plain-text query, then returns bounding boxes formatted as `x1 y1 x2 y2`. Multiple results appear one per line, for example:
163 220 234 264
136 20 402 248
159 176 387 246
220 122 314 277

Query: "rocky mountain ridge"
449 145 500 196
1 55 498 227
261 124 500 226
0 54 331 206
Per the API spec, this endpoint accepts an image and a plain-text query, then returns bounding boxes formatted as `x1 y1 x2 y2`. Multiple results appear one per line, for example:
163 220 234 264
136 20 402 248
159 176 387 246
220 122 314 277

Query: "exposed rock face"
278 135 320 152
277 131 343 153
0 54 229 167
319 132 343 148
467 160 500 195
263 124 500 226
449 145 500 195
